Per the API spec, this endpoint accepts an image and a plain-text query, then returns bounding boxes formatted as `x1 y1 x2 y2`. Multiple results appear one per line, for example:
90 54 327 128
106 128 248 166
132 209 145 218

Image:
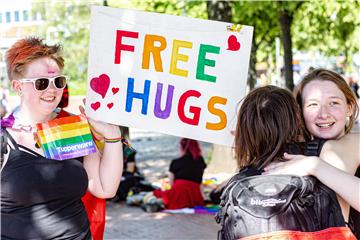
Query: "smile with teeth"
41 96 56 102
316 122 335 128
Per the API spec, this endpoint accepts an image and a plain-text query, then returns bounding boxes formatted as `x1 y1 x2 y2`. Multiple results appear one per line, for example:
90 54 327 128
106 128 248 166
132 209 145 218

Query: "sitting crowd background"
110 139 156 203
122 138 208 212
151 138 207 210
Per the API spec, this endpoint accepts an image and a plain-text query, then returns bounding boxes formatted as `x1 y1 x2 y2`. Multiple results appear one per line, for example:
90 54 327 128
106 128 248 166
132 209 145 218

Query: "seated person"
152 138 207 210
112 142 155 202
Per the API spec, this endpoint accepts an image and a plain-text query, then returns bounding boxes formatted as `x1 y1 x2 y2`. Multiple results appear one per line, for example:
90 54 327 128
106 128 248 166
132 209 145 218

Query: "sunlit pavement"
103 134 219 240
104 202 219 240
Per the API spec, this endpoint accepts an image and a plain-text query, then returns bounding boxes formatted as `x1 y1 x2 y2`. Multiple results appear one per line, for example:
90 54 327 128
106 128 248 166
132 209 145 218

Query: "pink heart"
112 87 119 94
107 103 114 109
90 74 110 99
91 102 101 111
227 35 241 51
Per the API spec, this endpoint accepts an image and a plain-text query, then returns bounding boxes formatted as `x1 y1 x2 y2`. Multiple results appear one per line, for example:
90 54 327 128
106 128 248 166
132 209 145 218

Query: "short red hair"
5 37 64 80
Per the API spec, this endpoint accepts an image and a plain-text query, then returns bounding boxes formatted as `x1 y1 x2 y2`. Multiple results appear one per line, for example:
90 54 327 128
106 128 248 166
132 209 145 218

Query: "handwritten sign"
86 6 253 146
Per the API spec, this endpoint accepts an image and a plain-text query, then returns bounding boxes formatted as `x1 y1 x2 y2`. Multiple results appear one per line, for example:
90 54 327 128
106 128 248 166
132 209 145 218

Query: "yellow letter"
170 40 192 77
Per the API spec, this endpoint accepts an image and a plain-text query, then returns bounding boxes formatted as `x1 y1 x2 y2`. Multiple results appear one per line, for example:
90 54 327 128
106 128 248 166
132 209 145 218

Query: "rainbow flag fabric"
36 115 97 160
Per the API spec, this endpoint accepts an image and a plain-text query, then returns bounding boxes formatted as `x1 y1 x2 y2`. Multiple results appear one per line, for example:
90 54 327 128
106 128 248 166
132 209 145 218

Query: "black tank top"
1 129 91 240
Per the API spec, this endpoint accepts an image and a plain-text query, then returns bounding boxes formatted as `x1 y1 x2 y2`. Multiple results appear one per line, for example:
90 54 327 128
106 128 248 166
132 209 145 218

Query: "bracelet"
104 137 134 149
104 137 136 156
104 137 123 143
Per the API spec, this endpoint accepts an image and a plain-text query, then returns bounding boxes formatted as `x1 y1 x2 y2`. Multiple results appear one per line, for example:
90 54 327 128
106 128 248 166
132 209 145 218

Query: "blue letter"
126 77 150 115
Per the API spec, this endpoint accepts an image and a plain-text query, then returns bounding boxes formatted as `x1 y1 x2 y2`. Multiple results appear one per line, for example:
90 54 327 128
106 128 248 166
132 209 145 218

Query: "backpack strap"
348 167 360 238
305 138 327 156
215 167 260 238
0 127 7 167
1 128 21 167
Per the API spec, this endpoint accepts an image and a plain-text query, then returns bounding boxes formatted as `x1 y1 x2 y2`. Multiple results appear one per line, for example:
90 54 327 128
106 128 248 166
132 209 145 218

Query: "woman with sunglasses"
0 37 123 239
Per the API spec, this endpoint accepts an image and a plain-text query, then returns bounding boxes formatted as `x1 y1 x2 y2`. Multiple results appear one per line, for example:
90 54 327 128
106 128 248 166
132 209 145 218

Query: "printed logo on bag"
250 198 286 207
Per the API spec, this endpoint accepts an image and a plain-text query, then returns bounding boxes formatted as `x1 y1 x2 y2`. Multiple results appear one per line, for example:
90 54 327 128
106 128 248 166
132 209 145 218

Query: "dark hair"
294 68 359 139
235 85 304 170
180 138 202 160
5 37 64 80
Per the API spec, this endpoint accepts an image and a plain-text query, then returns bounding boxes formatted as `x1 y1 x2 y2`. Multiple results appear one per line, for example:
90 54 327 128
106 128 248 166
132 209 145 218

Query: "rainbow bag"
36 115 97 160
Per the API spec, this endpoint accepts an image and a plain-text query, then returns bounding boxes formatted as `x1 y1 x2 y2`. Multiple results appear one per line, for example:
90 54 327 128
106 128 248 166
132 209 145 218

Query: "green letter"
196 44 220 83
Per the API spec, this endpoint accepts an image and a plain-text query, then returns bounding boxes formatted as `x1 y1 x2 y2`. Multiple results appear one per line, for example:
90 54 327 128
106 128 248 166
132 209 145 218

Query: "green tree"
231 1 279 89
293 0 360 72
276 1 304 90
32 0 102 95
206 0 232 22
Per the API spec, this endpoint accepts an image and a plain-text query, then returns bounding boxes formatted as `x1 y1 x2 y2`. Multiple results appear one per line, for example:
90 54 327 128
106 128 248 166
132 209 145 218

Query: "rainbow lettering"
36 115 97 160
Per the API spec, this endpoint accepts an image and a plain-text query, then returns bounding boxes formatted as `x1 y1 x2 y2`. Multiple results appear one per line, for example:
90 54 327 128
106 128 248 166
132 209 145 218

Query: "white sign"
86 6 253 146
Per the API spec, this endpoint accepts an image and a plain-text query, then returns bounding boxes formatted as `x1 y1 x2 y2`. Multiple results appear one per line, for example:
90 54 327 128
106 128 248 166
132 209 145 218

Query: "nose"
318 105 330 119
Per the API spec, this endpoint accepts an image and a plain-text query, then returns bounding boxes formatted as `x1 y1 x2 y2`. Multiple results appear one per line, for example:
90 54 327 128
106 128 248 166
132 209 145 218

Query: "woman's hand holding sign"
80 98 123 199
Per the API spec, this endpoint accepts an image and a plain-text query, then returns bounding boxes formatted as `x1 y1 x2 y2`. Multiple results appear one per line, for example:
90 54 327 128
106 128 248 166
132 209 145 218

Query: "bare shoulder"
321 133 360 174
340 132 360 144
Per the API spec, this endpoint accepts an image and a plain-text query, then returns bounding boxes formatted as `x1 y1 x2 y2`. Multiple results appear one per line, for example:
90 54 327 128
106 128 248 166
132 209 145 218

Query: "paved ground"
104 202 220 240
103 130 221 240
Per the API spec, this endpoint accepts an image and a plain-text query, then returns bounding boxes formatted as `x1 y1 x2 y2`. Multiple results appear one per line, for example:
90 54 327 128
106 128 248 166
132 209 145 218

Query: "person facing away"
217 85 355 239
152 138 207 209
264 68 360 238
0 37 123 240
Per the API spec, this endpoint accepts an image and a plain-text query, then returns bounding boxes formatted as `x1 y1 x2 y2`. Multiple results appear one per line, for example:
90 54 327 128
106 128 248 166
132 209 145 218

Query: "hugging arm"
264 134 360 212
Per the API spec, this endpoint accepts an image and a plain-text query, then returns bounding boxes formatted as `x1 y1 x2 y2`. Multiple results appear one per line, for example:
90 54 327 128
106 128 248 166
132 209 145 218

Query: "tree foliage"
293 0 360 71
231 1 279 89
31 0 360 94
32 0 102 95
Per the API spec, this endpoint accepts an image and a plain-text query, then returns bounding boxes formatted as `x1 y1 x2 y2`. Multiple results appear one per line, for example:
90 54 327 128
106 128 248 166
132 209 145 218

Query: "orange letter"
206 96 227 130
170 40 192 77
142 35 167 72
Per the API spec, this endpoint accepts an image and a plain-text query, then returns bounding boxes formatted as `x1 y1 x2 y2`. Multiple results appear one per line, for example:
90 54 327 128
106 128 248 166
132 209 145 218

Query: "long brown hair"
235 85 304 170
294 68 359 140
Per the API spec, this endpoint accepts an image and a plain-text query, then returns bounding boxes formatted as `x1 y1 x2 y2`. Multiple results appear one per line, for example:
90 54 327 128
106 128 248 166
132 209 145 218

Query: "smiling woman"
295 69 358 141
1 37 123 240
264 68 360 238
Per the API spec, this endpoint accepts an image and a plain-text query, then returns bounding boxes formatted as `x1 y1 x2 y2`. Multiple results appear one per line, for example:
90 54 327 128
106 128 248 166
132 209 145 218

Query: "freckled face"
302 80 351 140
18 57 63 116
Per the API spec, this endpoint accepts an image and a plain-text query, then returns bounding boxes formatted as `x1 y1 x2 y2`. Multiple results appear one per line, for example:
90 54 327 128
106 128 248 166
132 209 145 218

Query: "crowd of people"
1 36 359 239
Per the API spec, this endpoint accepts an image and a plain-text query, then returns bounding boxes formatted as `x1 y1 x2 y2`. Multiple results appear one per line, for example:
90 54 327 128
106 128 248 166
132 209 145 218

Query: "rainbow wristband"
104 137 135 155
104 137 123 143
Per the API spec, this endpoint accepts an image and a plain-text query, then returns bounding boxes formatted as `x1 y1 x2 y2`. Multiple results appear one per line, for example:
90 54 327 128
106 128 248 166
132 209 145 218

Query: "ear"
11 80 22 95
346 103 353 117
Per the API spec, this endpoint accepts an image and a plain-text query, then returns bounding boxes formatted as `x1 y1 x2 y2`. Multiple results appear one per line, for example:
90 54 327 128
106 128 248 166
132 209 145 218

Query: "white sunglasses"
18 75 68 92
